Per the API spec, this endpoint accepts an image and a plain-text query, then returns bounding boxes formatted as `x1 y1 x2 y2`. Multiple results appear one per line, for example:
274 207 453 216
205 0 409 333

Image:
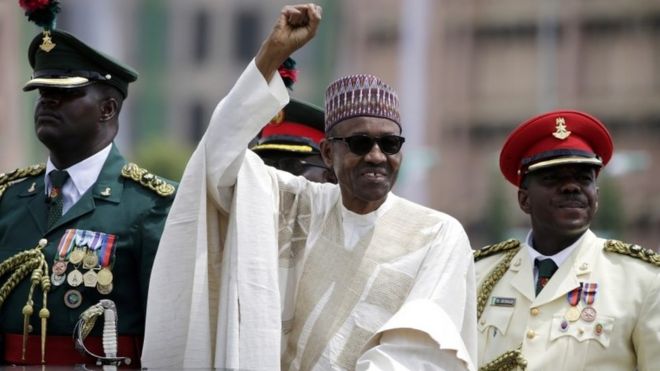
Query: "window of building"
233 7 262 63
192 8 210 64
188 100 207 143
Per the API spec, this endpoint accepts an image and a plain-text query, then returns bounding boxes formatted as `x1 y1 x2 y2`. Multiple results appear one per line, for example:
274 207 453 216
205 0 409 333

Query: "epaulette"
121 163 175 197
0 164 46 199
474 239 521 262
604 240 660 267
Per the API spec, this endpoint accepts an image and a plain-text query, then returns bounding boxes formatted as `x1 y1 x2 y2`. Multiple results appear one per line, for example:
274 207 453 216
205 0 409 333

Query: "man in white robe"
142 4 476 370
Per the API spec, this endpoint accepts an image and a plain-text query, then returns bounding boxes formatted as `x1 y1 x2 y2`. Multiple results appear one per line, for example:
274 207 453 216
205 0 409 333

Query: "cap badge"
552 117 571 140
270 110 285 126
39 31 56 53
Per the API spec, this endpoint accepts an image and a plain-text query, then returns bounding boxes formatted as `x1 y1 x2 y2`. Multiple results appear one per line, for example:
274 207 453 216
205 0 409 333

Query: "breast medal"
580 282 598 322
83 269 98 288
565 284 582 322
67 269 83 287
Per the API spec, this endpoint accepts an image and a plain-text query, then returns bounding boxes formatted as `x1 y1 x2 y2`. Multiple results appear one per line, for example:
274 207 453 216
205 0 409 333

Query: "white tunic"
476 230 660 370
142 60 477 370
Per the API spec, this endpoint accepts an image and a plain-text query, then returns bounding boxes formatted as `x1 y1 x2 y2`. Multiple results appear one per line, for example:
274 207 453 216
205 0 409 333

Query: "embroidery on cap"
552 117 571 140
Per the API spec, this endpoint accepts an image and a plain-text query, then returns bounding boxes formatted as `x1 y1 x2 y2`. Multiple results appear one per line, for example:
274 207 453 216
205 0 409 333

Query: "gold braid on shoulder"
604 240 660 266
0 164 46 199
475 239 521 262
0 239 51 363
479 345 527 371
121 163 175 197
475 240 526 371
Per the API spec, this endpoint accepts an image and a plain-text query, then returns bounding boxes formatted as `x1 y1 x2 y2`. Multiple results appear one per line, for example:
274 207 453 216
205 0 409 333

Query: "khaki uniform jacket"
475 230 660 371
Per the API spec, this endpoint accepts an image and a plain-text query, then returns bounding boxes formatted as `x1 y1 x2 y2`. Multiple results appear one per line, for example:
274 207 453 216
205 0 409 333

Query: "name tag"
491 296 516 307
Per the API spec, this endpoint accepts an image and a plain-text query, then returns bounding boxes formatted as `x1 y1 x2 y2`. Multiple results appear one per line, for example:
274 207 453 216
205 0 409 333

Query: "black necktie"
47 170 70 228
535 258 558 295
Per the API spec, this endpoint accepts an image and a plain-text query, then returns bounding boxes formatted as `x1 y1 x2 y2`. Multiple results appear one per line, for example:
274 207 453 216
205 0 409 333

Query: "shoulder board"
604 240 660 267
474 239 521 262
0 164 46 199
121 163 176 197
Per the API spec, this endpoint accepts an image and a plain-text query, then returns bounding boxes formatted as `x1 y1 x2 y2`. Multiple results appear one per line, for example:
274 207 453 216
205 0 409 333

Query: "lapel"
24 178 48 235
509 247 535 302
47 144 126 232
533 230 598 306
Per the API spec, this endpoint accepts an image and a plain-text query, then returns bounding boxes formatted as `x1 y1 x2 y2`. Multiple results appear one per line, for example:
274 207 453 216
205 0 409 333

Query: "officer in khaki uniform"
251 98 336 183
0 28 176 366
475 110 660 370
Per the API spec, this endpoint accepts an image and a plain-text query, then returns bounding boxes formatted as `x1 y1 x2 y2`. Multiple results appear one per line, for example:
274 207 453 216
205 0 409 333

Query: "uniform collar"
45 143 113 196
525 229 585 268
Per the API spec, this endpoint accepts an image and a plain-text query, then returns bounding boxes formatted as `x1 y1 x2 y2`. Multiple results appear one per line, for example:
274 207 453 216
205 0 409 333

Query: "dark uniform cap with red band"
499 110 614 186
251 99 325 154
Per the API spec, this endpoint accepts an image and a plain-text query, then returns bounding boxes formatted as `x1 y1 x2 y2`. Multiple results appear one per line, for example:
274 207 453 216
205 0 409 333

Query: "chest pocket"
479 306 515 336
550 313 615 348
478 305 516 365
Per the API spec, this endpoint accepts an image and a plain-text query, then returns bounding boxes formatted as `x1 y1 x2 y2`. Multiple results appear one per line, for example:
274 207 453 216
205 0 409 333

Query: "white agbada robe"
142 60 477 370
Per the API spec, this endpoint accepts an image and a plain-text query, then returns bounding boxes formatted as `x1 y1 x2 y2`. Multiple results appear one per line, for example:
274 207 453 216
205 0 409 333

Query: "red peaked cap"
500 110 614 186
251 99 325 154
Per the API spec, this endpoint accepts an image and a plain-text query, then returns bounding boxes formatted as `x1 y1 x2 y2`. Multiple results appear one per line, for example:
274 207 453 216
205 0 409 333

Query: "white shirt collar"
525 229 586 268
340 192 395 250
45 144 113 212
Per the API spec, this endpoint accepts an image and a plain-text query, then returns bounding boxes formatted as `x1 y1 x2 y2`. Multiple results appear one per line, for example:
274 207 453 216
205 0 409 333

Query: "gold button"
580 263 589 270
530 307 540 316
526 330 535 339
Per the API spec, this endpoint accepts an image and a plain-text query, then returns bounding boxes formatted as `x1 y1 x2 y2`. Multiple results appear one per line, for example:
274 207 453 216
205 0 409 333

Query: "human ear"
99 98 118 122
320 138 333 168
518 188 531 215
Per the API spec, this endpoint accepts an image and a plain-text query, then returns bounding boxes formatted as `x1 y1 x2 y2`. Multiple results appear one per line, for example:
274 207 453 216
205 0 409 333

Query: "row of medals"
560 301 601 335
51 247 114 296
564 304 596 323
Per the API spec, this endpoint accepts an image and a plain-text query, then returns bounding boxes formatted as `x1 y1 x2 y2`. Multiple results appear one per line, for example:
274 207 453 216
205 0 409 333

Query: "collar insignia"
100 187 112 197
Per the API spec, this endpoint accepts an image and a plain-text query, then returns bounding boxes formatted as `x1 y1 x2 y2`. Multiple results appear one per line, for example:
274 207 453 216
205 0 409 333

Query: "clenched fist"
256 4 322 80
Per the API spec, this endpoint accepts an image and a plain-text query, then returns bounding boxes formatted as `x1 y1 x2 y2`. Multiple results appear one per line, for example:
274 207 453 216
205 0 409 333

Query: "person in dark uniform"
0 27 176 366
252 99 337 183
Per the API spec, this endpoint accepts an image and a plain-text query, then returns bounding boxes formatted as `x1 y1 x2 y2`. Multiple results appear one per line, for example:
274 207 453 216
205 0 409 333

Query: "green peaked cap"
24 29 138 98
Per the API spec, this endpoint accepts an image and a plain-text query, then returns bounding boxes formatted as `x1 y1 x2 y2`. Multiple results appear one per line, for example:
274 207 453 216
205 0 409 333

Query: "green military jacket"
0 144 176 339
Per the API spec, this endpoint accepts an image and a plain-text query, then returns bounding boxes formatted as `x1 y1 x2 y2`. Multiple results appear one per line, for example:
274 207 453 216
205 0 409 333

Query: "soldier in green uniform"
0 28 176 366
474 110 660 370
252 98 336 183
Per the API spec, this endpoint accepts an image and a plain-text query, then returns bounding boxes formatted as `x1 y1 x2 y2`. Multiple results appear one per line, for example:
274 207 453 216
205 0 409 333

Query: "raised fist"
256 4 322 80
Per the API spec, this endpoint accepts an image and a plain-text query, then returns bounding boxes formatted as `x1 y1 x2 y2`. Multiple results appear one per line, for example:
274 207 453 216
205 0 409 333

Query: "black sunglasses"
263 158 329 176
327 134 405 156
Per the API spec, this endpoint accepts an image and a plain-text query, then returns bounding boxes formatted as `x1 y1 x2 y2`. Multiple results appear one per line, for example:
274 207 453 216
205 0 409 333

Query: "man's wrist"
255 40 291 82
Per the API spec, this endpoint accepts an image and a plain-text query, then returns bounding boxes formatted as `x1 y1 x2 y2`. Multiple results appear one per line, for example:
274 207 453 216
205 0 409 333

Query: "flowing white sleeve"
201 59 289 209
142 59 288 369
357 328 469 371
357 217 477 371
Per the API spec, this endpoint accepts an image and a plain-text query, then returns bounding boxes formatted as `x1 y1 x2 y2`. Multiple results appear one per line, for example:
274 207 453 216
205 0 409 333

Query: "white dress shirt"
45 143 112 214
525 230 585 282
